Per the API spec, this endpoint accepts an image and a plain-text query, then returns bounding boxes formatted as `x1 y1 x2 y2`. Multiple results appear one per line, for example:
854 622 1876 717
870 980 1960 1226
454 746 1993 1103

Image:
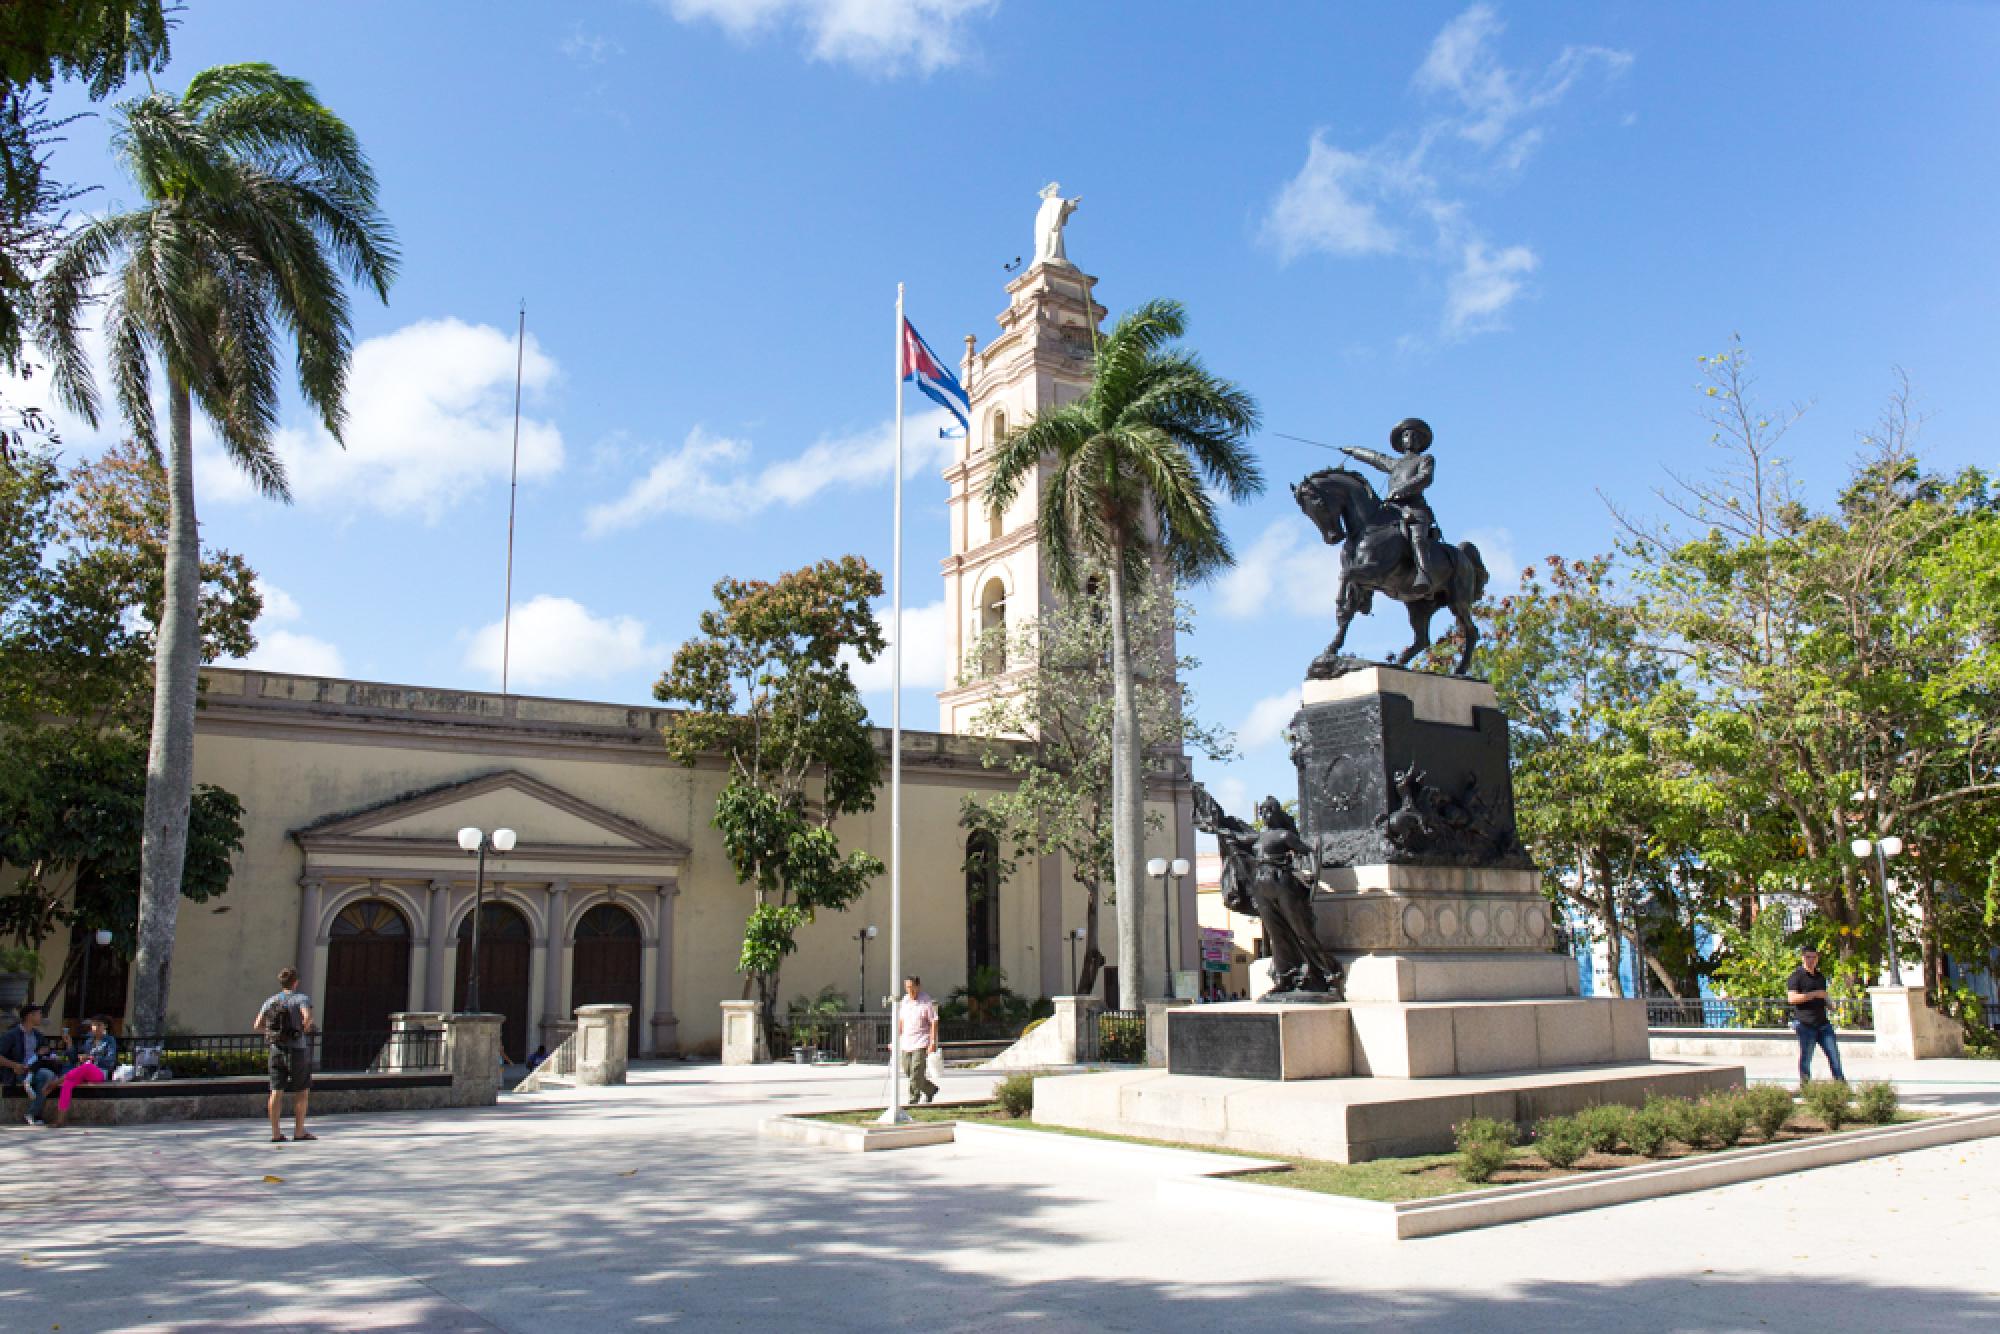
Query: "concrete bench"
3 1071 454 1127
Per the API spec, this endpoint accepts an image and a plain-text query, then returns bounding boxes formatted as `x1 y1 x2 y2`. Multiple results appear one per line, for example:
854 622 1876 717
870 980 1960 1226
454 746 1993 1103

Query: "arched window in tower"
989 406 1008 452
965 830 1001 982
988 499 1005 543
979 578 1008 676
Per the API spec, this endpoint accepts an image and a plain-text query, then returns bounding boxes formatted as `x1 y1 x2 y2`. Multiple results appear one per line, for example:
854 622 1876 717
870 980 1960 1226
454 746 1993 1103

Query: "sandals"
293 1132 318 1141
270 1134 288 1142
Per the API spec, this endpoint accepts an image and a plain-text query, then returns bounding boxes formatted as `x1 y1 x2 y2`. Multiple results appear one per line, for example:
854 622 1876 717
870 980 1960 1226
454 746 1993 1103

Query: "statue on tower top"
1033 182 1081 267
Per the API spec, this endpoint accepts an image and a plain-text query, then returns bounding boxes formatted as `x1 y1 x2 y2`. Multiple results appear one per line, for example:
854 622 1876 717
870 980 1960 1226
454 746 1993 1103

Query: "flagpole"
879 282 908 1125
501 300 526 696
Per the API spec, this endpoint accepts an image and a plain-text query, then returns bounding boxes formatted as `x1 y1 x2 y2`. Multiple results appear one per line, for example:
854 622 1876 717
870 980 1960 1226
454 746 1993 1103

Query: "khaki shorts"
268 1045 312 1094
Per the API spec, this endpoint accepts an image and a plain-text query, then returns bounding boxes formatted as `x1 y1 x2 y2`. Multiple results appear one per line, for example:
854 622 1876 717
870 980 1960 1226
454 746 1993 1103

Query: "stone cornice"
939 523 1041 573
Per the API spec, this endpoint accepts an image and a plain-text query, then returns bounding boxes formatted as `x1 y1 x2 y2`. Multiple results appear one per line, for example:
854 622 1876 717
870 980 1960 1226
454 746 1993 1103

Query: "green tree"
984 298 1260 1008
960 580 1232 996
32 63 396 1034
653 558 886 1037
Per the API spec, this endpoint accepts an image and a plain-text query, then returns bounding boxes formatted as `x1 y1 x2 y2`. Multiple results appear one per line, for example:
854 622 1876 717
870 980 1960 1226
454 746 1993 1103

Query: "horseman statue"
1291 417 1488 678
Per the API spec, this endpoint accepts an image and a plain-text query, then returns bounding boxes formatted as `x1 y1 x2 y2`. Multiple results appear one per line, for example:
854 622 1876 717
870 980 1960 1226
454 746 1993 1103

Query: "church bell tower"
937 195 1106 737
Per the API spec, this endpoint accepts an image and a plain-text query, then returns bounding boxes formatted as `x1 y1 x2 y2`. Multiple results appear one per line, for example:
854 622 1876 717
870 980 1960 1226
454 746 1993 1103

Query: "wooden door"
323 900 413 1049
455 902 532 1060
570 903 643 1057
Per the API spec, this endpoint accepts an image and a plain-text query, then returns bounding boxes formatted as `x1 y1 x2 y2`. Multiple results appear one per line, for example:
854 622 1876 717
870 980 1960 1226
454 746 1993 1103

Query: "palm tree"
985 299 1260 1009
34 64 395 1034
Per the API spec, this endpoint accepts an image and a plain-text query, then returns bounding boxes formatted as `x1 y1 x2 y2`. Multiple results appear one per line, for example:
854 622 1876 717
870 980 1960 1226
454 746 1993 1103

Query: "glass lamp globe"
1879 835 1904 857
458 827 483 852
1146 857 1168 876
492 828 517 853
1170 857 1192 878
1849 838 1872 858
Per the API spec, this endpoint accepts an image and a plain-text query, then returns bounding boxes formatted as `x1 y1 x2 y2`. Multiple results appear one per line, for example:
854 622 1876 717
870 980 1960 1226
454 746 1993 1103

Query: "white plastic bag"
111 1063 135 1082
925 1049 943 1083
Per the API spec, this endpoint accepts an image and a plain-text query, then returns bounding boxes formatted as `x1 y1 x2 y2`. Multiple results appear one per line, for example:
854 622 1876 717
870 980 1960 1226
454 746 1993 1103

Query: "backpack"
263 992 303 1047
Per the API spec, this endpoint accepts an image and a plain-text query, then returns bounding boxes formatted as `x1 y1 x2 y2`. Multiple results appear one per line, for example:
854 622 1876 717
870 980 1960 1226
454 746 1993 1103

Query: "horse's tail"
1457 540 1490 603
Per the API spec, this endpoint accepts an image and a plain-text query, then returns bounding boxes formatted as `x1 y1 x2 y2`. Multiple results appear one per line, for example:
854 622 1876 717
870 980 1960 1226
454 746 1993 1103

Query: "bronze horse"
1292 465 1488 677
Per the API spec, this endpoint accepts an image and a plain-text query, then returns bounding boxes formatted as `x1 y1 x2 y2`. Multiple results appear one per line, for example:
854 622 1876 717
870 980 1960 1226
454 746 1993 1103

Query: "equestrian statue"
1291 417 1488 678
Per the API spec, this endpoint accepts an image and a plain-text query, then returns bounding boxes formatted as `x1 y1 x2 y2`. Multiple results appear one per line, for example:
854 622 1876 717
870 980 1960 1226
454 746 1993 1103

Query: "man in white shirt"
894 976 940 1105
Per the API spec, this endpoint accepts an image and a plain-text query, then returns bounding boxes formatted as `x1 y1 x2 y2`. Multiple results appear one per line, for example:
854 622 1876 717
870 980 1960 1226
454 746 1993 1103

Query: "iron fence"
936 1018 1030 1046
104 1030 448 1078
1645 997 1874 1031
773 1013 891 1064
1097 1009 1146 1064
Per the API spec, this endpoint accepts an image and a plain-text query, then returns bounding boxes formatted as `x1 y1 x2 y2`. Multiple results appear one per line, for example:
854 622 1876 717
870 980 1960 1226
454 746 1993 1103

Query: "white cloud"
221 580 347 677
585 409 955 535
561 27 622 64
1237 688 1301 753
1264 4 1628 340
1458 525 1522 596
662 0 995 76
1215 522 1340 620
462 595 662 689
1444 239 1538 335
843 597 950 692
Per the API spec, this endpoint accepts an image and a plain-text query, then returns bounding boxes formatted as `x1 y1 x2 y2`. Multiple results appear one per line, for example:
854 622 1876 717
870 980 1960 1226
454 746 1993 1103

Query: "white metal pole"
880 283 908 1125
501 302 526 696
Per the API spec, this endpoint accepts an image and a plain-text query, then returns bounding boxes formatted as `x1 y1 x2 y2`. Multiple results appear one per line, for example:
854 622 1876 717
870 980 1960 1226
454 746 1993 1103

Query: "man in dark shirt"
1786 946 1846 1084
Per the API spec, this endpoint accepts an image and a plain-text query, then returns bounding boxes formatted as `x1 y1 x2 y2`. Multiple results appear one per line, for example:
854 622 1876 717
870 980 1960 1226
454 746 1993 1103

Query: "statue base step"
1035 1060 1744 1163
1168 995 1648 1081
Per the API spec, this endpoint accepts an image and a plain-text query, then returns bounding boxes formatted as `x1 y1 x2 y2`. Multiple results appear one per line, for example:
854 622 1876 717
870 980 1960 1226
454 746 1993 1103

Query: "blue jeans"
1793 1019 1845 1084
23 1067 58 1120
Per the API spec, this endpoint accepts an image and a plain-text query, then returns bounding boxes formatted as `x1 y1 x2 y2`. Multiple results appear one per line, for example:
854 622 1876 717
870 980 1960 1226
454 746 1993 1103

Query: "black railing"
936 1018 1030 1045
106 1030 447 1078
1097 1009 1145 1064
1646 997 1874 1031
773 1013 891 1064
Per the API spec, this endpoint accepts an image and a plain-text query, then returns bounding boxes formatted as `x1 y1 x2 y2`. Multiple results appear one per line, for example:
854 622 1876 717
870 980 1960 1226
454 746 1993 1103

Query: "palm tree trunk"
130 374 202 1037
1104 559 1146 1010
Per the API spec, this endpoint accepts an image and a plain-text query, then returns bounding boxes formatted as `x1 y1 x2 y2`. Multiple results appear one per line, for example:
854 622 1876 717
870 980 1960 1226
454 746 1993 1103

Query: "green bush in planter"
1743 1084 1794 1139
1853 1080 1900 1125
1802 1080 1853 1130
1454 1116 1516 1184
994 1072 1035 1119
1692 1093 1751 1148
0 946 41 980
1623 1103 1673 1157
1531 1115 1591 1169
1575 1103 1630 1155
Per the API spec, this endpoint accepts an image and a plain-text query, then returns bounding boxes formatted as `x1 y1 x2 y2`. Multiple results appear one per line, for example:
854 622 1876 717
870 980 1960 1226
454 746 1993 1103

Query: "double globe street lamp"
1146 857 1192 999
457 826 517 1013
1848 831 1907 987
854 925 878 1012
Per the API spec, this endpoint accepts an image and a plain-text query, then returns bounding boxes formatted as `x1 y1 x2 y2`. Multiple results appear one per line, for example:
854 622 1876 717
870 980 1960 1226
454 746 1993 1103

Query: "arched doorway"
455 902 532 1060
571 902 643 1057
323 899 412 1040
966 831 1000 982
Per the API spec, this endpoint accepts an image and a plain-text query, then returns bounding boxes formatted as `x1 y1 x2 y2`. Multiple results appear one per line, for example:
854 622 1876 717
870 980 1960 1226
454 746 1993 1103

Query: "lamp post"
1147 857 1192 999
1849 833 1906 986
456 826 517 1013
854 925 878 1012
78 927 112 1021
1066 927 1086 993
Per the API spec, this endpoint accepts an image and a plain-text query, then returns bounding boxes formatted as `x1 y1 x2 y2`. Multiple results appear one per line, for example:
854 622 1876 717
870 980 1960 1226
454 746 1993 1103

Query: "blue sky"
15 1 2000 820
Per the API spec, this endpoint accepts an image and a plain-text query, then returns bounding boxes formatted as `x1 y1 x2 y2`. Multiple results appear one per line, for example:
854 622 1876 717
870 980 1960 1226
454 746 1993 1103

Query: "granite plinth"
1033 1060 1745 1162
1166 1004 1351 1080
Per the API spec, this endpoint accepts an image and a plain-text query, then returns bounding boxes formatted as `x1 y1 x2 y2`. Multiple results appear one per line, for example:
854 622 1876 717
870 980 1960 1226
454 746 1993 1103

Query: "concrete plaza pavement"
2 1053 1997 1332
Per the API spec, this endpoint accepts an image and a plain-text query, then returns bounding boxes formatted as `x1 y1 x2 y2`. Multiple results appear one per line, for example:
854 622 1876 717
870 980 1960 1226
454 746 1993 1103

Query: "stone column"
1052 995 1102 1064
652 886 681 1057
1144 998 1192 1068
425 881 451 1011
720 999 766 1065
387 1011 444 1073
574 1003 631 1085
443 1011 504 1106
542 879 570 1048
1869 985 1966 1059
295 879 323 996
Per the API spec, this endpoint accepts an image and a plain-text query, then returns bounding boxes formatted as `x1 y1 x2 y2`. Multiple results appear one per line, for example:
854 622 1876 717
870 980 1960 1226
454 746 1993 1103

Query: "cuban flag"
900 317 970 432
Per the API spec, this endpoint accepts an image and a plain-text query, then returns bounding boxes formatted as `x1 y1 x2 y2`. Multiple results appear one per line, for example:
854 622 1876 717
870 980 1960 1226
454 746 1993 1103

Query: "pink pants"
56 1061 105 1111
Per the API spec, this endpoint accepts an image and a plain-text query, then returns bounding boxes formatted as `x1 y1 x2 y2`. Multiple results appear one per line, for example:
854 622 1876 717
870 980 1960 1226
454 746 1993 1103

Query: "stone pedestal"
720 1000 767 1066
1869 985 1965 1059
574 1004 631 1085
1167 1003 1351 1080
1144 998 1192 1068
443 1012 504 1106
387 1012 444 1073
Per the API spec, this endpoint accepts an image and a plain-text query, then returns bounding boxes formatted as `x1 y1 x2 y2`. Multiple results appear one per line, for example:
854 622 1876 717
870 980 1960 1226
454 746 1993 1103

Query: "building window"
966 831 1001 982
989 501 1004 543
989 407 1007 452
979 578 1008 676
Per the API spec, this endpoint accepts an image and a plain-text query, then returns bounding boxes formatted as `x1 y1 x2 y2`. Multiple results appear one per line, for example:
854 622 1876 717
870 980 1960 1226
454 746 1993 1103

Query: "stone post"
1869 985 1965 1059
425 882 451 1010
387 1012 445 1073
720 999 767 1065
1052 995 1102 1064
652 886 681 1057
443 1012 505 1106
574 1003 632 1086
1144 998 1192 1068
295 879 323 997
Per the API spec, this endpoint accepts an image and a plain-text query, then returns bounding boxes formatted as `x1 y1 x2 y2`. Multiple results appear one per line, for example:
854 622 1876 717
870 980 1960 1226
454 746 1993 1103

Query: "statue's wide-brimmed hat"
1390 418 1433 453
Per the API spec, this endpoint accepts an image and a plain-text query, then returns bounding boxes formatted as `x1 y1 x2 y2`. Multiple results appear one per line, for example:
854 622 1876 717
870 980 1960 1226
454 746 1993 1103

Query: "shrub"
1743 1084 1794 1139
0 946 40 980
1854 1080 1900 1125
1692 1093 1750 1149
1532 1115 1592 1169
1454 1116 1517 1184
1624 1104 1673 1157
1576 1104 1630 1155
1643 1095 1700 1147
1802 1079 1852 1130
994 1072 1035 1119
1018 1016 1048 1040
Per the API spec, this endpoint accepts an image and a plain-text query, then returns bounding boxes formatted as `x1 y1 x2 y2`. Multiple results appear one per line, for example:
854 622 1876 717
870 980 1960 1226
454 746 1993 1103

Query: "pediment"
294 770 687 863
